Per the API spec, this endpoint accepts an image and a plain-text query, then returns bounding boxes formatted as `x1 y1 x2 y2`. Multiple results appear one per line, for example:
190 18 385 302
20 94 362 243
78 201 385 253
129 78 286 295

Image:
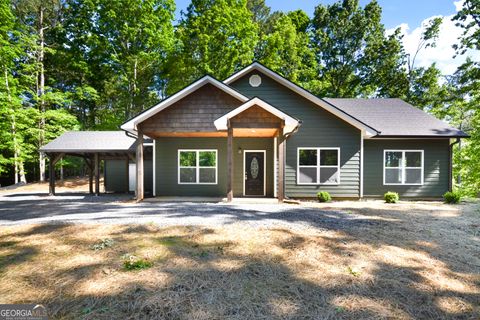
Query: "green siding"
155 137 273 197
230 72 361 198
364 139 449 197
104 160 128 193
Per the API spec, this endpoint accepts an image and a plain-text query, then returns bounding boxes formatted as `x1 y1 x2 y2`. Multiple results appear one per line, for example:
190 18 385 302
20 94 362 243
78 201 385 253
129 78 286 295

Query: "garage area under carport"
39 131 153 197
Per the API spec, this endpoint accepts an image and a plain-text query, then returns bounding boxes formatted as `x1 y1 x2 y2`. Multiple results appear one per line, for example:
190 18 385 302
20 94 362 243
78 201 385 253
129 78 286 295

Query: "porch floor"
145 197 279 204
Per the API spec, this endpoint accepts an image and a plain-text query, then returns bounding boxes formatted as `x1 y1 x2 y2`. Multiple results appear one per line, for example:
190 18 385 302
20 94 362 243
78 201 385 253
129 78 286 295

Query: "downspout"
282 121 302 201
448 138 461 192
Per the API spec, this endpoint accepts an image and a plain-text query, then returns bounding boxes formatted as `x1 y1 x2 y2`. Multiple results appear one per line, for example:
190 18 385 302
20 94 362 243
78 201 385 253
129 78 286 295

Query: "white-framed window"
383 150 424 185
178 149 217 184
297 147 340 185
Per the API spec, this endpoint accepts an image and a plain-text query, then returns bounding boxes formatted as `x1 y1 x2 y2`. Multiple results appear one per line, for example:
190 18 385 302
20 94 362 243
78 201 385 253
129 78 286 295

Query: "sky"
174 0 479 75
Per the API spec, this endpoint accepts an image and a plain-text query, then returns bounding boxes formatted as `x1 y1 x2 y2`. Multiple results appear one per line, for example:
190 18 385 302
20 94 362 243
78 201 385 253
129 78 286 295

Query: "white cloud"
386 1 479 75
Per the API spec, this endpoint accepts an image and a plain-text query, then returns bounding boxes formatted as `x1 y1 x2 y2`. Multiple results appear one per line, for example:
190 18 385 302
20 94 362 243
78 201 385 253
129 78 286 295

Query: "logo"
0 304 48 320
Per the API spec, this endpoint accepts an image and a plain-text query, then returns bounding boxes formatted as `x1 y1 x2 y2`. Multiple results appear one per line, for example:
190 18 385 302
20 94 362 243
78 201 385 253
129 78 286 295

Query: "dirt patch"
0 177 102 194
0 202 479 319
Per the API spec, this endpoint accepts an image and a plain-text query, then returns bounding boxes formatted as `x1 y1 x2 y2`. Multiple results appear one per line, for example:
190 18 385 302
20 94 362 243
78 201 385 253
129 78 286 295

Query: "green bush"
123 254 153 271
91 238 115 251
317 191 332 203
384 191 399 203
443 191 461 204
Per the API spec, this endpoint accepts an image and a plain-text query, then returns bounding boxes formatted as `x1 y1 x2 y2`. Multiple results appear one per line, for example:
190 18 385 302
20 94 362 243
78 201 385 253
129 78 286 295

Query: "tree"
453 0 480 54
59 0 175 127
256 11 318 91
166 0 258 94
311 0 387 97
0 0 27 182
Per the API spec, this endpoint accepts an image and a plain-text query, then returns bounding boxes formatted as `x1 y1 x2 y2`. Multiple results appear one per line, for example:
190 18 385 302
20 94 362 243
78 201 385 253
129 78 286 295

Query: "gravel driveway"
0 192 379 230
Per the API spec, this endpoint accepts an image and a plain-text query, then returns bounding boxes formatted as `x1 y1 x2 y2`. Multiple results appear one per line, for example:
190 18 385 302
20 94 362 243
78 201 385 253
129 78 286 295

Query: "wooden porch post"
49 155 55 196
125 155 130 193
277 135 285 203
136 129 144 201
48 153 64 196
94 153 100 196
227 122 234 202
84 156 94 194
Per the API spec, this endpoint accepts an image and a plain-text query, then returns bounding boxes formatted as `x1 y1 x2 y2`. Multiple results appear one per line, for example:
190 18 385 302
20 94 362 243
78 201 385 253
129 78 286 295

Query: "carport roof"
40 131 149 153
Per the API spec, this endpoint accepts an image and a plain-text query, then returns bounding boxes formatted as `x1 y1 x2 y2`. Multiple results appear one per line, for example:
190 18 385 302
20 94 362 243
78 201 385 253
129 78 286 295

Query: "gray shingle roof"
323 98 468 137
40 131 138 153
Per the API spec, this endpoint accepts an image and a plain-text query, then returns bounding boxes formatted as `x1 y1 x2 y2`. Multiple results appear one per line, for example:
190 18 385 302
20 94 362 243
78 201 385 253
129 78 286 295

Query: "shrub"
384 191 399 203
123 254 153 271
317 191 332 203
443 191 461 204
91 238 115 251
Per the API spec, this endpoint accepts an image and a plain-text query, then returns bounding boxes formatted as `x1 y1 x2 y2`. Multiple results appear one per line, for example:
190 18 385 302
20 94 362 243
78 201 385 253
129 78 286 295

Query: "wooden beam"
277 136 285 203
125 155 130 193
227 123 234 202
94 153 100 196
47 153 64 196
85 156 94 194
136 129 144 201
49 157 55 196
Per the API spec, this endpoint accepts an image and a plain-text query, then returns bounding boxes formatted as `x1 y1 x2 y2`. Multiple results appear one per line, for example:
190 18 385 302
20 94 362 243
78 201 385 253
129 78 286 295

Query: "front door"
244 151 265 196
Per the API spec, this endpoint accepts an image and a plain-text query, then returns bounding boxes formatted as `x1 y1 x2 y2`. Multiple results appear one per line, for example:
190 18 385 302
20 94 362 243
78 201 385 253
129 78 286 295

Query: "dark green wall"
105 158 153 194
364 139 450 197
105 160 128 193
155 137 274 197
230 71 361 198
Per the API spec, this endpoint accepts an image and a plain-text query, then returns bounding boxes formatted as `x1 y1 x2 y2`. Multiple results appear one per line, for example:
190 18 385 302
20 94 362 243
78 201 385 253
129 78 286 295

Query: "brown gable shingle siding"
140 83 243 134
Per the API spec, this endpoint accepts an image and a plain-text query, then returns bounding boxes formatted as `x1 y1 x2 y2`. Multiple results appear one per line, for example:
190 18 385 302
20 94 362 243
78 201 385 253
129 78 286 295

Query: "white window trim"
297 147 341 185
383 150 424 186
178 149 218 185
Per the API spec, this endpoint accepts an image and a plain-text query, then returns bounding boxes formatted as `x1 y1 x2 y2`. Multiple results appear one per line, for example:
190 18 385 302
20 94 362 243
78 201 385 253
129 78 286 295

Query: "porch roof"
214 97 300 135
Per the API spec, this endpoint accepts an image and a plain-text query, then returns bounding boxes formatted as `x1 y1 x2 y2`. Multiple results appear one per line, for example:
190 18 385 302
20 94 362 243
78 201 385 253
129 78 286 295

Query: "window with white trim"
384 150 423 185
297 148 340 185
178 150 217 184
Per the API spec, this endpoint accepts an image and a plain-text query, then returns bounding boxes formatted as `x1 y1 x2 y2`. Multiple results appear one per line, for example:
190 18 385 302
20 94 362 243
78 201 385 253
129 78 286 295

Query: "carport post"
84 156 94 194
49 155 55 196
94 153 100 196
48 153 64 196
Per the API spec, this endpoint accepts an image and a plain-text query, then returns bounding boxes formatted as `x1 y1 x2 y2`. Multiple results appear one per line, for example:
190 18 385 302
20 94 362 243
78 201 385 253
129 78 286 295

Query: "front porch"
134 97 299 202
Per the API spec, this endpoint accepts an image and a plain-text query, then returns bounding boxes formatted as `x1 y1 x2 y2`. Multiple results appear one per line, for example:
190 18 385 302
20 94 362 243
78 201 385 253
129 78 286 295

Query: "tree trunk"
4 68 27 184
38 6 46 182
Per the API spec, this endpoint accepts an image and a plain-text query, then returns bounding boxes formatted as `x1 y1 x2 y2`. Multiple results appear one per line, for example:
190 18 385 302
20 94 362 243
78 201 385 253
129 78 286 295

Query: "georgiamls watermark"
0 304 48 320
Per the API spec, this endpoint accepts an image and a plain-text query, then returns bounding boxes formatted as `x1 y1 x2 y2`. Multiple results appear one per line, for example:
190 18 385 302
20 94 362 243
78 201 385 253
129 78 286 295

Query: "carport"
39 131 152 197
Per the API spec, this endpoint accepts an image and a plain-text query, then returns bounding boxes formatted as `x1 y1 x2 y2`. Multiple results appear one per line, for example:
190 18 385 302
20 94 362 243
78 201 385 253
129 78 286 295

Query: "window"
178 150 217 184
384 150 423 185
297 148 340 185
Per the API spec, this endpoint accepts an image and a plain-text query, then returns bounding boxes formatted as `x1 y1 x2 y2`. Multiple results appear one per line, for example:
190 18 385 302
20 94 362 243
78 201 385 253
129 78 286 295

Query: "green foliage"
166 0 258 94
443 191 461 204
453 0 480 54
123 254 153 271
384 192 399 204
91 238 115 251
317 191 331 203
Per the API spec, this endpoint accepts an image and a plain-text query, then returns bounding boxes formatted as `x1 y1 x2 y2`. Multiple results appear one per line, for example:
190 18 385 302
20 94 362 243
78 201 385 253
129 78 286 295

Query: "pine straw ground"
0 201 479 319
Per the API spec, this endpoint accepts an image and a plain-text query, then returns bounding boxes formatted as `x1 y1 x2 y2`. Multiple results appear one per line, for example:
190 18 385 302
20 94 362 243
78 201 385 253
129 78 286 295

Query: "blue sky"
174 0 458 30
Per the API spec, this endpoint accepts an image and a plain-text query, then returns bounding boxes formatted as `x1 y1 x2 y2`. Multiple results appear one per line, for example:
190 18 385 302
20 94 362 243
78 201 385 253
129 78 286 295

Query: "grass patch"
122 254 153 271
0 201 479 319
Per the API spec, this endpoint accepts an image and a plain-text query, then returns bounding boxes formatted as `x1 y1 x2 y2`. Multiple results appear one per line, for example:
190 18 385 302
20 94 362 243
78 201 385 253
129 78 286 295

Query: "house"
41 62 468 201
